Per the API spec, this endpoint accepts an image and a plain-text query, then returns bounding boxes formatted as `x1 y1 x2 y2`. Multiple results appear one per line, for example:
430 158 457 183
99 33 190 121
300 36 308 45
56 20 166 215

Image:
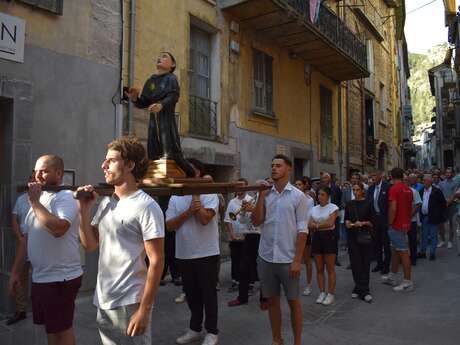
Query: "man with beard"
77 137 165 345
9 155 82 345
252 154 308 345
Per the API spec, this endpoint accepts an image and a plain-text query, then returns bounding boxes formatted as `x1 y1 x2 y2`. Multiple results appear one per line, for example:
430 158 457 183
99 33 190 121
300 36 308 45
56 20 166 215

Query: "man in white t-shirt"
166 159 220 345
77 137 165 345
252 155 309 345
9 155 82 345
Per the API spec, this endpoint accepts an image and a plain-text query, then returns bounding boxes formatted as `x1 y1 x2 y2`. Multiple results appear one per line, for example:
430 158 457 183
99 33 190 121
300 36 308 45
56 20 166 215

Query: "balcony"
219 0 369 81
350 0 385 42
189 95 218 140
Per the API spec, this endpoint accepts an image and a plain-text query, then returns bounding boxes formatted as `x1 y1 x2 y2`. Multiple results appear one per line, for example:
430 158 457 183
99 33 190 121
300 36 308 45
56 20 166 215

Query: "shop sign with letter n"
0 12 25 63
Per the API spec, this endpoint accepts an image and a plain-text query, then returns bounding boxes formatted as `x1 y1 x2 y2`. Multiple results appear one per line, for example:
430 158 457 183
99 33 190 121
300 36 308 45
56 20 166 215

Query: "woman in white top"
294 178 315 296
308 186 339 306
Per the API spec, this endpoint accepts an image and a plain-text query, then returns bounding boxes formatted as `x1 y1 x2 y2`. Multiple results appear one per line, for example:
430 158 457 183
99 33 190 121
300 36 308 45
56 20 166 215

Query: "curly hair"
107 137 148 180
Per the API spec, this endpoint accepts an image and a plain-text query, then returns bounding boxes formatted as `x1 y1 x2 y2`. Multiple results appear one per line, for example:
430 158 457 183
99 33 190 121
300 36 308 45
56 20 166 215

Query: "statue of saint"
125 52 195 177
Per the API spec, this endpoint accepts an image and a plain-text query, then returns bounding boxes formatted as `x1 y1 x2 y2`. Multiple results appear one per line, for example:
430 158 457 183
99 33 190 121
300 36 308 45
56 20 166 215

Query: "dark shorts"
31 276 82 334
311 230 337 255
306 233 312 246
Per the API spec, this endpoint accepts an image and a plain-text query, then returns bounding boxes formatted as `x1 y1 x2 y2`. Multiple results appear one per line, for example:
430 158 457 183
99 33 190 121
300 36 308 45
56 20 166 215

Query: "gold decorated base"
142 159 186 183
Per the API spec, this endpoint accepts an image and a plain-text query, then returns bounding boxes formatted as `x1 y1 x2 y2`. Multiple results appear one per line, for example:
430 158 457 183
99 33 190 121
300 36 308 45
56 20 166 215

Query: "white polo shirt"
258 183 309 264
91 189 164 310
24 190 82 283
166 194 219 260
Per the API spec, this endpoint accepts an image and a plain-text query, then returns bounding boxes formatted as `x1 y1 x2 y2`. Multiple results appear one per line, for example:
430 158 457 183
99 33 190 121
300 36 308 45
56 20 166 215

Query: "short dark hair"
237 177 248 185
188 158 205 177
318 186 331 196
391 167 404 179
272 154 292 167
40 154 64 173
162 51 176 73
107 137 148 180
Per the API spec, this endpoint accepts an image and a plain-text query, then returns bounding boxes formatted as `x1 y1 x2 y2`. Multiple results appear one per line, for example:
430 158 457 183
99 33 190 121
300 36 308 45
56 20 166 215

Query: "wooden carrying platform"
17 178 269 199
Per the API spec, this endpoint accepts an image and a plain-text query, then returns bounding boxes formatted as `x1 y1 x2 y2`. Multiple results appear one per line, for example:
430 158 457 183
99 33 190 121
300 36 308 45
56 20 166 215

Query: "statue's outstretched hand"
125 87 140 101
148 103 163 113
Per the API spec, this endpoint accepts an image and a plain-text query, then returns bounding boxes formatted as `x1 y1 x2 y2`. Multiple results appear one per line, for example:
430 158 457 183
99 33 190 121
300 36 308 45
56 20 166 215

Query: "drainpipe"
114 0 125 138
360 79 365 172
127 0 136 134
338 82 343 181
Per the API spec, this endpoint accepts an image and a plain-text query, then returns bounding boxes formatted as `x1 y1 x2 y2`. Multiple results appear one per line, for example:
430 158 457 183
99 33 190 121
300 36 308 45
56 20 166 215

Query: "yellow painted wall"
128 0 230 141
235 27 339 157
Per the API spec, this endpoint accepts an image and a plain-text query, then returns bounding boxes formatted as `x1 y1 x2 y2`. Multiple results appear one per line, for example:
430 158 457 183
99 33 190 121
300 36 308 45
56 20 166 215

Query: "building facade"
0 0 122 313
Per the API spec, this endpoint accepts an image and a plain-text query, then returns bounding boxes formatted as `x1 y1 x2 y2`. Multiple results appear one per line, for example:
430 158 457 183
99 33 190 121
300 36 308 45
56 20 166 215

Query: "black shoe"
371 265 382 273
6 312 26 326
335 259 342 267
417 252 427 259
160 280 167 286
429 254 436 261
411 261 417 266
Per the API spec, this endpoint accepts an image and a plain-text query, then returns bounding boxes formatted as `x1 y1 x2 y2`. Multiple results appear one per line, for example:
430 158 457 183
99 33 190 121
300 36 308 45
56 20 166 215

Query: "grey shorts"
257 256 300 300
97 303 152 345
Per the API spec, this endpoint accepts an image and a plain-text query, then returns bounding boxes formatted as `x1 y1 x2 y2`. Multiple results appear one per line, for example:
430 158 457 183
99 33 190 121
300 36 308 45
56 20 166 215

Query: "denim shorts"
388 227 409 251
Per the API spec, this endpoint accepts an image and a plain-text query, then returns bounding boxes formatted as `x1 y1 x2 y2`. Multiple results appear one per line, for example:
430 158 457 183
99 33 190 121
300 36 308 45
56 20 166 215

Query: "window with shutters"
252 48 273 116
189 24 218 139
18 0 64 15
320 86 333 161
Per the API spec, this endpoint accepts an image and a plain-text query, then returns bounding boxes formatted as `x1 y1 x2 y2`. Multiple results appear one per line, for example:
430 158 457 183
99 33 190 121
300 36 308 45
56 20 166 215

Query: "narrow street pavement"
2 246 459 345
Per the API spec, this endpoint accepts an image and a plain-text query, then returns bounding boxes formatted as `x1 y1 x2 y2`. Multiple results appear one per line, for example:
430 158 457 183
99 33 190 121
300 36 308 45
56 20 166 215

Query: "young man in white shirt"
77 137 165 345
166 159 220 345
252 154 309 345
9 155 82 345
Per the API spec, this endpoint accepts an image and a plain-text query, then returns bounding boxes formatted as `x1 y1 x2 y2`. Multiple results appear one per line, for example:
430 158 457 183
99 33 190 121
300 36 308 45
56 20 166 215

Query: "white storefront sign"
0 12 25 63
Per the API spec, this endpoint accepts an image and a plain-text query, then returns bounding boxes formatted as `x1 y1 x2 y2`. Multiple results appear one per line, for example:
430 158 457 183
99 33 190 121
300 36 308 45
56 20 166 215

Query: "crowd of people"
5 136 460 345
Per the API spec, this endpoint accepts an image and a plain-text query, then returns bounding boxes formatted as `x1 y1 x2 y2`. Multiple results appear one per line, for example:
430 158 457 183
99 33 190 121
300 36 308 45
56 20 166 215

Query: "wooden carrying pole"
17 182 270 199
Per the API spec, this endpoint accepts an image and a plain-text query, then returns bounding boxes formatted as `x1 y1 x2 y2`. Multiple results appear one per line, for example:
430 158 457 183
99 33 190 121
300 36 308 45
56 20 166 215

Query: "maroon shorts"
31 276 82 334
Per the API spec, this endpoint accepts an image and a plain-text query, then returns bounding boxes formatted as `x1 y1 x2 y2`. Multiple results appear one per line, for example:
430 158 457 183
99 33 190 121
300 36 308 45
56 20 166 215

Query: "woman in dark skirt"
345 182 374 303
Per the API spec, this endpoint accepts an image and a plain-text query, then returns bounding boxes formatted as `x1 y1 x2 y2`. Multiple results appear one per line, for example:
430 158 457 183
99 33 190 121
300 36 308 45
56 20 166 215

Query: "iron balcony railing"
189 95 218 140
284 0 368 70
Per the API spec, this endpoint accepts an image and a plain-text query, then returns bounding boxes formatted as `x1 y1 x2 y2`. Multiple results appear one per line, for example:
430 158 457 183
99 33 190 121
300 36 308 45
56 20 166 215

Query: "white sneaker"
393 280 414 292
381 273 397 286
176 329 204 344
437 241 445 248
201 333 218 345
316 292 326 304
351 292 359 299
322 293 335 306
448 241 453 249
363 294 373 303
175 293 186 304
302 285 312 296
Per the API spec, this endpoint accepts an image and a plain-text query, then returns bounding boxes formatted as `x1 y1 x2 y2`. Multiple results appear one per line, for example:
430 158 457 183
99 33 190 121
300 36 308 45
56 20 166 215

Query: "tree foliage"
408 44 448 135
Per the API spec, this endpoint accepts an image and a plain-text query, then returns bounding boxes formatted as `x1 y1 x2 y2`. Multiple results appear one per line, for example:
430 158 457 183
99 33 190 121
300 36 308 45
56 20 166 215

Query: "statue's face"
156 53 175 72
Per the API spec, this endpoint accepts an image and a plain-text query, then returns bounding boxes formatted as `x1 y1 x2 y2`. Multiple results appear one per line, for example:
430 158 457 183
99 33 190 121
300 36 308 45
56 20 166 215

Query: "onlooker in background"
225 178 254 300
6 171 35 325
404 176 422 266
321 173 342 266
361 174 369 191
367 170 391 274
438 168 458 249
409 173 423 193
418 175 447 261
309 187 339 305
382 168 414 292
432 173 441 188
345 182 373 302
